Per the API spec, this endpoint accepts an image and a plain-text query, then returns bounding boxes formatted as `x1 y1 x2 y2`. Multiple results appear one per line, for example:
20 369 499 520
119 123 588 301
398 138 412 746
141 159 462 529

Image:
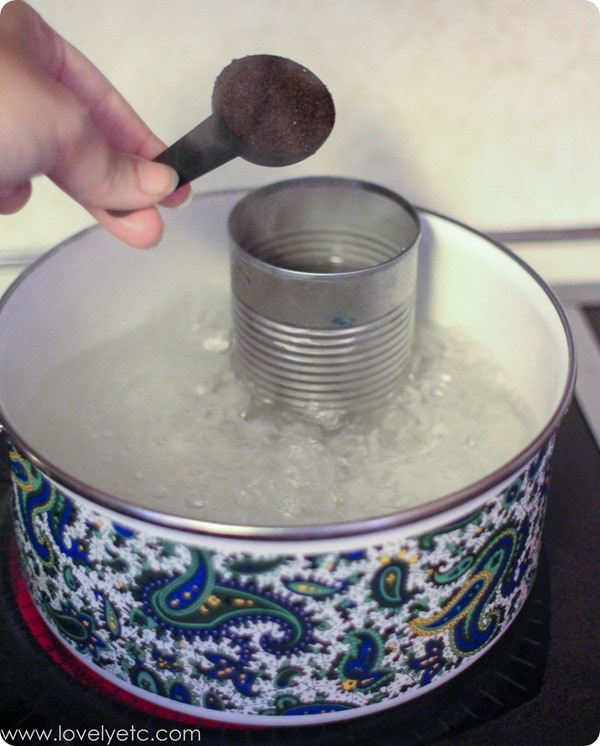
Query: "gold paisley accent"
409 570 492 636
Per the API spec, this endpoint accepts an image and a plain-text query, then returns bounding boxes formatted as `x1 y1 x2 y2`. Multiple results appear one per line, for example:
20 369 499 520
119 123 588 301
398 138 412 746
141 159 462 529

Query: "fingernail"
138 161 179 198
177 190 193 209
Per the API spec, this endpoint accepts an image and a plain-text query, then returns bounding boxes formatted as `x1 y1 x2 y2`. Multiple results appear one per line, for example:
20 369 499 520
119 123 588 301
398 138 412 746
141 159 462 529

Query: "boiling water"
21 292 539 526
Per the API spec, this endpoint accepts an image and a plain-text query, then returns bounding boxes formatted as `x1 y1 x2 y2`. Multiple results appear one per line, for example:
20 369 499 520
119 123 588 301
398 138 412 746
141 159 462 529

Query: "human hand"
0 0 191 248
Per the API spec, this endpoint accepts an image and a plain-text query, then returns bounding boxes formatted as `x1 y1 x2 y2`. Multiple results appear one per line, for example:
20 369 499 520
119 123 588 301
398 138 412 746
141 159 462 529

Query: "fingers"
87 204 166 250
0 1 192 247
160 185 193 209
1 48 178 212
2 1 167 161
0 182 32 215
48 126 180 211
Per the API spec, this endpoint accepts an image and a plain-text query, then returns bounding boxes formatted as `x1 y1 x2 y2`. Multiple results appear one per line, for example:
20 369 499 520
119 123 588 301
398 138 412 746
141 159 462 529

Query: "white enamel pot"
0 187 574 726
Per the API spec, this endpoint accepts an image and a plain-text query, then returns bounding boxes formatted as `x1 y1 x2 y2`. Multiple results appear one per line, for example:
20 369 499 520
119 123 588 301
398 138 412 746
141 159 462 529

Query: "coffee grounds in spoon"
212 55 335 158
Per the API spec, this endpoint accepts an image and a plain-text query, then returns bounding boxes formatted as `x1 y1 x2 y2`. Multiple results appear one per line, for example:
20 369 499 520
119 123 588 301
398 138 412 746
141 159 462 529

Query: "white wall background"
1 0 599 255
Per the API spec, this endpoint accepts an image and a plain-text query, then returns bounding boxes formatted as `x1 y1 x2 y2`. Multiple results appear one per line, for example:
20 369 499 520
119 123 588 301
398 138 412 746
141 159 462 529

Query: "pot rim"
0 191 577 541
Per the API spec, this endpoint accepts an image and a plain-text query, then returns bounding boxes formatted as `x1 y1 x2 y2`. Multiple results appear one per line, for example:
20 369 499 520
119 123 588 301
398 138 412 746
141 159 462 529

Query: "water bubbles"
185 496 206 511
301 405 345 432
21 293 538 527
150 486 169 501
202 335 230 353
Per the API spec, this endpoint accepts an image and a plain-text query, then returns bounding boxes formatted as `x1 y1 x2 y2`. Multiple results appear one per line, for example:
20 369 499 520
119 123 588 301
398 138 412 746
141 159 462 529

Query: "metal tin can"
229 177 421 411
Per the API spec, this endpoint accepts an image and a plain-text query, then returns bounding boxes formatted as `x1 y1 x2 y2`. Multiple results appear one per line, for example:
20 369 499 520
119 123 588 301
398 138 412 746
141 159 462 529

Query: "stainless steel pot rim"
0 190 577 542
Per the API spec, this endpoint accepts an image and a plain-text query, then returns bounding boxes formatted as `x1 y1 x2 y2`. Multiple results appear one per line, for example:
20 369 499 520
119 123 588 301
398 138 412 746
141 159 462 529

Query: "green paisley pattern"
9 437 553 721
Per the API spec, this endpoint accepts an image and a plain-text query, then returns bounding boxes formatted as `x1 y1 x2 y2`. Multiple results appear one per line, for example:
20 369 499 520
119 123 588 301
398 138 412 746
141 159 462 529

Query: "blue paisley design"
169 682 193 705
94 591 121 639
11 449 56 565
8 440 550 720
410 524 529 655
10 448 89 567
371 558 414 607
261 695 355 716
130 665 166 697
337 630 394 692
198 651 258 697
43 599 107 660
408 639 447 686
138 549 315 656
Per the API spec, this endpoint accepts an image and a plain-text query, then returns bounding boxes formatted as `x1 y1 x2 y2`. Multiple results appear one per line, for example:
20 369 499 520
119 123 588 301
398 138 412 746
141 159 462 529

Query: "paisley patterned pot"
0 189 574 726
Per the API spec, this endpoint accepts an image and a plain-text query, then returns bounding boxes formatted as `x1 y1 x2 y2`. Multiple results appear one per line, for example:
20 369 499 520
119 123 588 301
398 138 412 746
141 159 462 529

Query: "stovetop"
0 269 598 744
